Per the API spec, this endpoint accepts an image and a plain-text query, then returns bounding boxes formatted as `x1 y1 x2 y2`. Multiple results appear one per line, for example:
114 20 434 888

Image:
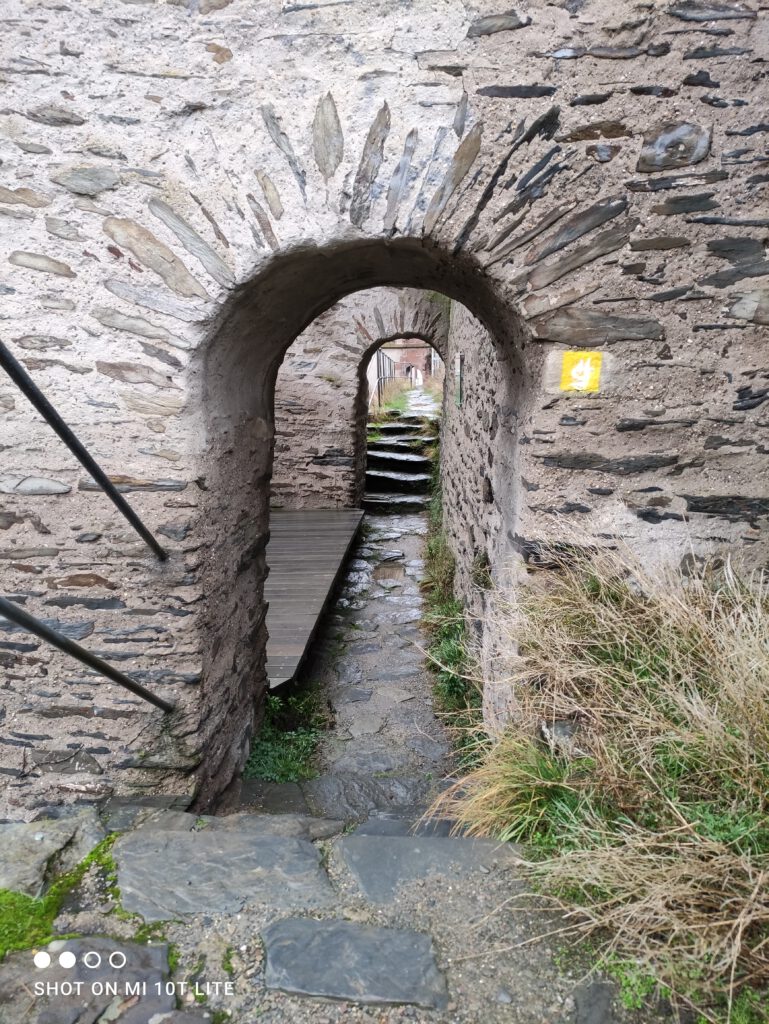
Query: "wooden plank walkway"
265 508 364 689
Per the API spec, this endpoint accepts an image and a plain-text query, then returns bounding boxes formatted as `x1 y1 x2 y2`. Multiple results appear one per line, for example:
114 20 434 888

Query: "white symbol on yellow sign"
560 350 602 393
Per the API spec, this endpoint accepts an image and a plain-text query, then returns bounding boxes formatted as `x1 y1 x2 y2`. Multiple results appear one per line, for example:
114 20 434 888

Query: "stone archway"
2 0 766 817
270 287 450 511
193 236 530 807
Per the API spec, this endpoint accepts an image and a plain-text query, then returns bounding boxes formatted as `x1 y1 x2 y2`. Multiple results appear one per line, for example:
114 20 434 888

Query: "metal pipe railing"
0 597 175 713
0 340 168 561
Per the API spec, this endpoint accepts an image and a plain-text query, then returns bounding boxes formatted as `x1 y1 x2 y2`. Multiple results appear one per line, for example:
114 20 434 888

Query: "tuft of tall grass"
432 546 769 1022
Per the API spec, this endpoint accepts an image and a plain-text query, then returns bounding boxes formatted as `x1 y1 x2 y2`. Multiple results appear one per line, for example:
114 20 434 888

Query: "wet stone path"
242 512 453 823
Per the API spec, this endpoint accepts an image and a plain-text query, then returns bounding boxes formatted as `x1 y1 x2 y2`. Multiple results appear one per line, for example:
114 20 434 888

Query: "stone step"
352 812 458 837
369 421 424 436
234 772 437 823
337 833 522 903
398 413 435 425
365 469 432 494
375 412 429 424
363 492 430 514
114 828 336 921
262 918 448 1010
302 771 435 821
366 450 433 473
367 435 437 454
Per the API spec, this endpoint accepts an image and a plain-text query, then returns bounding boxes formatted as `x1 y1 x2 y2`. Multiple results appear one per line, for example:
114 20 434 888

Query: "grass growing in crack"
0 834 119 960
133 921 167 945
244 685 329 783
221 946 235 976
432 545 769 1022
422 461 481 758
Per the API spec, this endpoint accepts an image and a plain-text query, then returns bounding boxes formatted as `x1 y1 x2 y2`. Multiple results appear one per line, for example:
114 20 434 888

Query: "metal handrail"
0 596 175 713
0 340 168 561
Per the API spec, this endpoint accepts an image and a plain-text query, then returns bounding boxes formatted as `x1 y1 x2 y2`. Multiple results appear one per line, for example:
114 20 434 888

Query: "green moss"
167 942 180 973
221 946 235 976
0 834 120 960
0 890 58 960
133 921 167 945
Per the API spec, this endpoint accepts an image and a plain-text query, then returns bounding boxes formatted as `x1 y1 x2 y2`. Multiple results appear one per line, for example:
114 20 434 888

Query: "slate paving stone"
334 685 374 703
326 747 407 774
350 103 390 227
352 814 458 837
651 192 718 215
530 307 663 343
197 812 343 840
133 809 198 832
467 10 531 35
262 918 449 1009
0 816 99 897
0 937 173 1024
100 794 194 831
238 779 311 814
346 708 387 737
303 772 430 820
338 834 521 902
669 1 755 21
115 831 334 920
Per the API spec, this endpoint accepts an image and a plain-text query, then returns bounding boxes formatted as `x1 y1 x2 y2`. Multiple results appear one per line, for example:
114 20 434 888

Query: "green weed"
221 946 235 976
604 957 661 1011
0 834 120 960
244 687 328 783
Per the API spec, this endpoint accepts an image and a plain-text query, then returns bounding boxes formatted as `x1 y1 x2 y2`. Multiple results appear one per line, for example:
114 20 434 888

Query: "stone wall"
441 302 505 621
0 0 767 816
272 288 449 509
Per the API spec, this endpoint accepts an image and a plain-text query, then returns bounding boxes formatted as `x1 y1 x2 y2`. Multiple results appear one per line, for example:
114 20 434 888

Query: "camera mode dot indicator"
83 952 102 969
59 951 76 969
33 952 51 969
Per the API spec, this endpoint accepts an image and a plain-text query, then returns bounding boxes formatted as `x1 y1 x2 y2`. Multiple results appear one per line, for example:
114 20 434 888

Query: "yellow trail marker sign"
560 351 603 393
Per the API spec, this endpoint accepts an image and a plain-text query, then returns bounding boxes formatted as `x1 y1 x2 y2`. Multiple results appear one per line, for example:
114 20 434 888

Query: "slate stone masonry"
0 0 767 815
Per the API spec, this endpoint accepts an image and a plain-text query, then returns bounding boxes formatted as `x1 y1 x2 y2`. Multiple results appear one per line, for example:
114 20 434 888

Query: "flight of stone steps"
363 412 438 515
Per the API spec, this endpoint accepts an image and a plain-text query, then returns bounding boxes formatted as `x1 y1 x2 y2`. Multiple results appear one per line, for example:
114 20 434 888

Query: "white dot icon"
83 951 102 969
33 952 51 969
109 951 127 969
59 951 76 969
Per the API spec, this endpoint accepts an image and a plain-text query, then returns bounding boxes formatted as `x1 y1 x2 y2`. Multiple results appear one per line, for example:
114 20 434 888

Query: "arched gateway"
1 0 766 814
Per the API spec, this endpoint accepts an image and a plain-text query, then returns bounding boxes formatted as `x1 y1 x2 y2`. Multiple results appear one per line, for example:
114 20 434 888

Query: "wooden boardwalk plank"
265 508 363 689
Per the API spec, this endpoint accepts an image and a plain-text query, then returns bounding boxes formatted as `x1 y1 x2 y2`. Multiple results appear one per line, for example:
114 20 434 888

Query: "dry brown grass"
432 545 769 1021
